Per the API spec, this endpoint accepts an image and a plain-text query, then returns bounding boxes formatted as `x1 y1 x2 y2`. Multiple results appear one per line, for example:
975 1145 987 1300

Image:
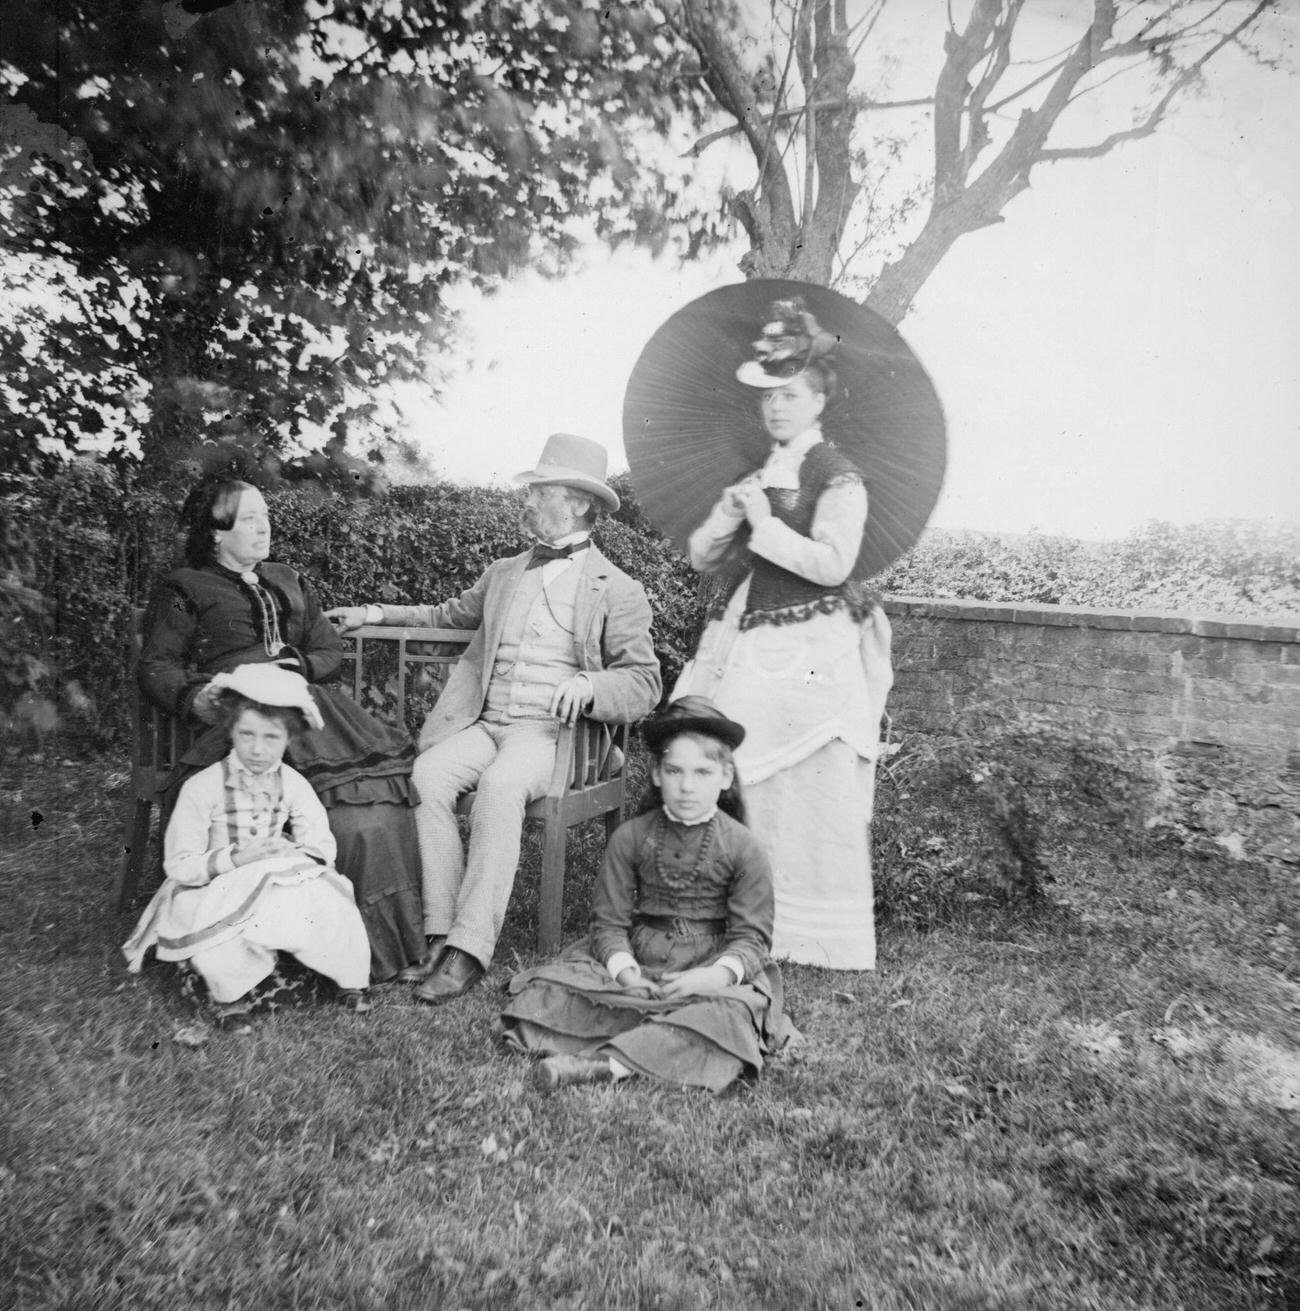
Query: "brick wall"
882 597 1300 865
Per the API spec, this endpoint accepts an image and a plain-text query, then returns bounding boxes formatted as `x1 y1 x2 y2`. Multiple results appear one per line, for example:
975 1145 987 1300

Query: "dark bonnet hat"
736 297 839 388
641 695 746 752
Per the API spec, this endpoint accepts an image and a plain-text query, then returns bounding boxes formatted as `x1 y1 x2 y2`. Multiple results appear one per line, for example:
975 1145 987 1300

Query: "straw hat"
209 664 324 731
512 433 621 511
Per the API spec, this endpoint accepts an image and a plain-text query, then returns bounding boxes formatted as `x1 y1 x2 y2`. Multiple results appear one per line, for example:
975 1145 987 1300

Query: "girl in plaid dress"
124 666 371 1017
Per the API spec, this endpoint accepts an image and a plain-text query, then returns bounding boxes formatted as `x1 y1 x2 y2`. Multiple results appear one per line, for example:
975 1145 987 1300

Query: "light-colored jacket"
380 545 662 751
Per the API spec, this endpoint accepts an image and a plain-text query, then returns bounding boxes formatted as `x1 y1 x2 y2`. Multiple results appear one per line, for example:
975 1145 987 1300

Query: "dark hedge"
3 464 705 748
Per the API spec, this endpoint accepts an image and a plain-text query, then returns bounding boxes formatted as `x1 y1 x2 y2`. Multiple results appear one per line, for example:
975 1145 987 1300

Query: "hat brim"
642 714 746 752
210 665 325 731
512 468 620 511
735 359 799 389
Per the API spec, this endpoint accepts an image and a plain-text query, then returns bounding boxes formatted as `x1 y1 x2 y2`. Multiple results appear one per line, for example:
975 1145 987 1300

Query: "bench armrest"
545 718 629 798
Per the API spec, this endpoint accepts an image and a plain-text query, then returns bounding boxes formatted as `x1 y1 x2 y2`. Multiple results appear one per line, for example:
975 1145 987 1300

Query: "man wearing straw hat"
327 434 661 1004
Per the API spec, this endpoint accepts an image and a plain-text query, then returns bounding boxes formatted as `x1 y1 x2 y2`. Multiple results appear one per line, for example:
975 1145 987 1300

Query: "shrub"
872 701 1162 927
0 504 53 739
882 520 1300 618
9 458 1293 754
2 467 704 749
2 461 172 746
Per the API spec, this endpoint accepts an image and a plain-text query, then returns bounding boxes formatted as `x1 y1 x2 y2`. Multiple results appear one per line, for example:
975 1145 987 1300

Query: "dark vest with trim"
709 441 866 630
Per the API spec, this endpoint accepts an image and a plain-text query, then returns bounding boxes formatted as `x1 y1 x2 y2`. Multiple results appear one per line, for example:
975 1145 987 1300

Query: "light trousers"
411 718 559 967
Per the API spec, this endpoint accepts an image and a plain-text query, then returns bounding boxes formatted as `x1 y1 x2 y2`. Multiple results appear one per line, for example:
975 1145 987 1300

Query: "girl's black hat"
641 696 745 752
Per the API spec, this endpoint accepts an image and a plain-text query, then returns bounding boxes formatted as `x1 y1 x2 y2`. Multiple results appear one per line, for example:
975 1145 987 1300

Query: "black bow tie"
526 540 589 570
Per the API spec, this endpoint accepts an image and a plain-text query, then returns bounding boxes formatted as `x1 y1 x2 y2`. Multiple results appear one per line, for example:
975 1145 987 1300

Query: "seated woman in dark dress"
138 479 425 984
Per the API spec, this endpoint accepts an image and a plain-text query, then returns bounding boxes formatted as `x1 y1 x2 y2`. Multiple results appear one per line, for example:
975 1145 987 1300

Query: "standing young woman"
671 299 893 971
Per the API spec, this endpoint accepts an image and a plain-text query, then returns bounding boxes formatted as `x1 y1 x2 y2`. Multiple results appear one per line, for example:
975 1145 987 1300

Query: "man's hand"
325 605 369 633
658 965 734 999
550 675 593 725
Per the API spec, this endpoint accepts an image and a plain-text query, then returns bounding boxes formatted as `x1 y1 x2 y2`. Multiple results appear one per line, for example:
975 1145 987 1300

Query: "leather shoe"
413 947 485 1005
396 936 447 983
533 1054 611 1092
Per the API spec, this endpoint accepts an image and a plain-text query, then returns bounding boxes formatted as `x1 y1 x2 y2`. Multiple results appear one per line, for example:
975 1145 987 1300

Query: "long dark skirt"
321 794 425 983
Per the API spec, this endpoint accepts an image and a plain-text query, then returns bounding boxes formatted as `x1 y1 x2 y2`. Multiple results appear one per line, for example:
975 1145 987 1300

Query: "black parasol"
622 279 946 580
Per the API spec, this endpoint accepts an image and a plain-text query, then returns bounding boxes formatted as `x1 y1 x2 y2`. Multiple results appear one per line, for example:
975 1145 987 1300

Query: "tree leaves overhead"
1 0 716 477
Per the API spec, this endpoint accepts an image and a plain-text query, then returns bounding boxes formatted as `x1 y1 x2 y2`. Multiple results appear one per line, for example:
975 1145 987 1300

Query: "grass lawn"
1 748 1298 1310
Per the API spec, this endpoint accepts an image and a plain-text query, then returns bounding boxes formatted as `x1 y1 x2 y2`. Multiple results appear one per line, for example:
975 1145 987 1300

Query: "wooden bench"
115 620 630 954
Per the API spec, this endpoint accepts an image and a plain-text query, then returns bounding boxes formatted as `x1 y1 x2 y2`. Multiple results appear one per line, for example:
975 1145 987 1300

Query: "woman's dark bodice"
709 441 866 628
139 562 341 720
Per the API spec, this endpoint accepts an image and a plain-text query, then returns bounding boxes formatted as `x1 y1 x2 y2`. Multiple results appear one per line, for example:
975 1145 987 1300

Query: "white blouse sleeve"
687 499 747 573
746 477 867 585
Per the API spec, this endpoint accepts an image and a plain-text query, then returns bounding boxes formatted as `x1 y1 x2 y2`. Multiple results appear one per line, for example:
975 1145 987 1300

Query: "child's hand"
615 966 658 996
232 836 298 867
658 965 733 999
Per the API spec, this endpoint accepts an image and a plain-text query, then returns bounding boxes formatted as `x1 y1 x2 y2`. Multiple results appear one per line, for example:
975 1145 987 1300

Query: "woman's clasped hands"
720 476 771 526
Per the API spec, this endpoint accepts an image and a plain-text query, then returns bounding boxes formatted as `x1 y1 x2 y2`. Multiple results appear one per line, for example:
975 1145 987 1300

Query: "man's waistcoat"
481 563 583 722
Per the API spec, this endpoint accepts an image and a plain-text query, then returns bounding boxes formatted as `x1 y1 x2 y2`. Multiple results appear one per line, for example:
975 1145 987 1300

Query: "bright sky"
410 5 1300 542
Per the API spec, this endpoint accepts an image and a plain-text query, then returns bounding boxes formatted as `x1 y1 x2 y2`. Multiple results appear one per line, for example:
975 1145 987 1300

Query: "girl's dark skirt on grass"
502 926 792 1092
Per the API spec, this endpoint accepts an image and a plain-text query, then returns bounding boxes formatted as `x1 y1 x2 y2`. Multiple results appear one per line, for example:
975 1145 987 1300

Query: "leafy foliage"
1 0 717 476
1 466 704 747
0 496 53 738
881 521 1300 619
6 461 1294 751
0 462 174 744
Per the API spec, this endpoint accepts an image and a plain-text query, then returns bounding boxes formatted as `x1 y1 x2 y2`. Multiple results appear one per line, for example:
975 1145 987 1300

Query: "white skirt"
746 741 877 970
123 859 370 1002
673 588 891 970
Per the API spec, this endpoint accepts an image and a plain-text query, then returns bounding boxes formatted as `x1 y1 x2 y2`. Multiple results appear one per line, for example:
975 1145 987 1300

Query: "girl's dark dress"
502 808 792 1091
138 561 425 981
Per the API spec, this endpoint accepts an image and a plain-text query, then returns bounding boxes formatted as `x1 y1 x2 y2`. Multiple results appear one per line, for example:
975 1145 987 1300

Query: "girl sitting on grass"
502 696 794 1091
124 665 373 1021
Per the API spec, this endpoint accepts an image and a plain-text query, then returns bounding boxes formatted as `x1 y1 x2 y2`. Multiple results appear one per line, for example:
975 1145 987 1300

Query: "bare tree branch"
801 0 860 274
795 0 817 225
674 0 1280 319
984 54 1074 117
962 0 1025 177
682 93 932 158
932 0 1002 206
755 0 805 208
674 0 798 257
1041 0 1274 163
